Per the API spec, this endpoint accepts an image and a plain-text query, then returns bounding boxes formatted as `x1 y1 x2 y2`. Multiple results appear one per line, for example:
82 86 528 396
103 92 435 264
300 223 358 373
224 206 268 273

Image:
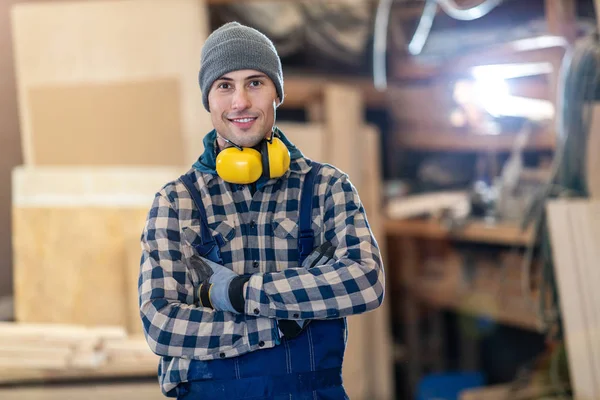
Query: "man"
139 21 384 399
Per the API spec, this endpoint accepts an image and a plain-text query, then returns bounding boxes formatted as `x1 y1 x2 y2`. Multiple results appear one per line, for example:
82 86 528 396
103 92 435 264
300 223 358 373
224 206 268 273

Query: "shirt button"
253 308 260 315
219 353 225 359
258 341 265 347
249 220 256 229
253 261 259 268
293 313 299 318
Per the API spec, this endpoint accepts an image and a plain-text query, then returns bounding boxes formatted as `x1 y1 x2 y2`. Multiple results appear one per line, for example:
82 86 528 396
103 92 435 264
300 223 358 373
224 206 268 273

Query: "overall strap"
298 162 322 265
179 173 224 258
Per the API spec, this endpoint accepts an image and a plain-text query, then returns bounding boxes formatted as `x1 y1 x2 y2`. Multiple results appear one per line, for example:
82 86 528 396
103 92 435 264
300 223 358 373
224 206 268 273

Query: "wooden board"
587 105 600 198
12 166 185 333
0 381 165 400
10 0 212 167
385 218 534 247
28 79 184 166
324 84 363 188
276 122 325 162
546 199 600 400
361 125 394 399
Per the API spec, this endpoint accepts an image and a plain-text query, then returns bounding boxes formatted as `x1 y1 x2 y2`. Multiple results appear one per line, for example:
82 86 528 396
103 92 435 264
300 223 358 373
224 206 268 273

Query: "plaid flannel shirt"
139 130 385 397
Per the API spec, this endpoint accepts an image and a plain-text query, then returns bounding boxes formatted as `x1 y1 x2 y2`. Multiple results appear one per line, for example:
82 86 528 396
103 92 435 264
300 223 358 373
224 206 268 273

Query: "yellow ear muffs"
216 147 263 184
215 136 291 185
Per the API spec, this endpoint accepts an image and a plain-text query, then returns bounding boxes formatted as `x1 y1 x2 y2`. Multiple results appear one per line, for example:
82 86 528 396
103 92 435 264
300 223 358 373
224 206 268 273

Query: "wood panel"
361 125 394 399
276 122 326 162
10 0 212 167
586 105 600 198
28 79 184 166
323 84 364 187
546 199 600 400
12 166 185 333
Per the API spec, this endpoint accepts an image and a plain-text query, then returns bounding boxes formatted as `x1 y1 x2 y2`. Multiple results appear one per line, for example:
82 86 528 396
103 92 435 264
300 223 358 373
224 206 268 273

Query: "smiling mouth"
229 117 257 123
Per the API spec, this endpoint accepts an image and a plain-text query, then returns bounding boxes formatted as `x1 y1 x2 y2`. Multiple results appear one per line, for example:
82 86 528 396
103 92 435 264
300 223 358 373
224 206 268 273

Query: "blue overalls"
178 162 348 400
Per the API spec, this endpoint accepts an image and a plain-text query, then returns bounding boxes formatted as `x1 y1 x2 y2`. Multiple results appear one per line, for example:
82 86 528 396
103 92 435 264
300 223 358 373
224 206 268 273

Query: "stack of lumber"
0 322 158 383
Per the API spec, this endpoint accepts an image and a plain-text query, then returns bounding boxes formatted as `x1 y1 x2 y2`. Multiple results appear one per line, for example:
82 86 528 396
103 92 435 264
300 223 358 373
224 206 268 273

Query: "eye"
217 82 231 90
249 80 263 88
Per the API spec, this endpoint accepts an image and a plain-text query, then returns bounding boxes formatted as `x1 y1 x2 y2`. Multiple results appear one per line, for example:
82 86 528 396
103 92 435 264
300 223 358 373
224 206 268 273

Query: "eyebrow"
216 74 268 82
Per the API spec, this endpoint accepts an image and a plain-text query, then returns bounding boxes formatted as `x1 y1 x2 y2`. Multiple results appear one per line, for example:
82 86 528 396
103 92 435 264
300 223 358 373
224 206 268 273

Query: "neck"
215 128 276 150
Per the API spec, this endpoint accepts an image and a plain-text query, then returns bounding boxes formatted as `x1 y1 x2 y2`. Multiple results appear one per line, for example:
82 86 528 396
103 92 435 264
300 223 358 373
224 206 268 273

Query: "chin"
230 129 268 147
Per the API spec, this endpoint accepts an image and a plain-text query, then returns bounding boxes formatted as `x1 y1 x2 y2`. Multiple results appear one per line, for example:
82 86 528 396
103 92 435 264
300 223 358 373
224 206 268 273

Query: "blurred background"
1 0 600 399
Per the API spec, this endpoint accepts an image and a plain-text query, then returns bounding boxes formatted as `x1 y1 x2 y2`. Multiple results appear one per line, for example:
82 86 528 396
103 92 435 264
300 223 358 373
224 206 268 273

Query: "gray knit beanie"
199 22 284 111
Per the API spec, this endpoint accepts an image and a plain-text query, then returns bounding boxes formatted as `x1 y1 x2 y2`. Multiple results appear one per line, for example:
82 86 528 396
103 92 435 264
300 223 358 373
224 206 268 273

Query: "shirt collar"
192 128 311 183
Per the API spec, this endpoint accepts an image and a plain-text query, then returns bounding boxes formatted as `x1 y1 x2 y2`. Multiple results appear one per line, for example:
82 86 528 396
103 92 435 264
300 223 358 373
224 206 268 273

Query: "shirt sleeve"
245 173 385 320
139 191 250 358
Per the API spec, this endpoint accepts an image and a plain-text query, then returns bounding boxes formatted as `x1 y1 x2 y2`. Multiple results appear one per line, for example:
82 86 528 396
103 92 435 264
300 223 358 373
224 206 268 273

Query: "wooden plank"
322 87 368 399
12 167 185 332
10 0 212 167
0 381 165 400
587 89 600 199
385 219 534 246
546 200 600 400
0 362 158 385
323 84 364 187
0 322 126 342
385 191 469 220
361 125 394 400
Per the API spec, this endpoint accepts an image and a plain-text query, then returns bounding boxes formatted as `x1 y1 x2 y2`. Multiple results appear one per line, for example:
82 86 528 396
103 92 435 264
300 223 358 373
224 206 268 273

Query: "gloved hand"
190 255 249 314
278 242 336 340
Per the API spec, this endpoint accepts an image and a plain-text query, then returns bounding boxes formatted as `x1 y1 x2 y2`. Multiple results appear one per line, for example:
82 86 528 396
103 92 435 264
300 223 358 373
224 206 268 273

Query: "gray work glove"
278 241 336 340
189 255 249 314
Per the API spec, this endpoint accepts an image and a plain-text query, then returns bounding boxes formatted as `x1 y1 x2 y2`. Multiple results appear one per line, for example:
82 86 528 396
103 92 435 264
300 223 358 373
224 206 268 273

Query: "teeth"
234 118 254 123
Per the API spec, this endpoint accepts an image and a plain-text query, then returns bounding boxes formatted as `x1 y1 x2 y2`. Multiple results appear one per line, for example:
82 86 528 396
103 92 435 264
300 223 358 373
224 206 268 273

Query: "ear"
275 96 282 108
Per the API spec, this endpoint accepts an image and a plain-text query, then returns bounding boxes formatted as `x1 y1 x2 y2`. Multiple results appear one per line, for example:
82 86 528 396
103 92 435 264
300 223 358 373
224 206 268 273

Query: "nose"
232 87 251 111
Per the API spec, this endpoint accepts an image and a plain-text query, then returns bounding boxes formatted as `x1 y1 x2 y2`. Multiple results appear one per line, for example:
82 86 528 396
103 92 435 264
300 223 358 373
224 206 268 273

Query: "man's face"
208 69 279 149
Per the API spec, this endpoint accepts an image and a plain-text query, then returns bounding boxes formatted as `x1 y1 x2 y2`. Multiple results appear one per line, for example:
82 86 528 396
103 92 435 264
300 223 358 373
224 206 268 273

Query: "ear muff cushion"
266 138 291 179
216 147 263 184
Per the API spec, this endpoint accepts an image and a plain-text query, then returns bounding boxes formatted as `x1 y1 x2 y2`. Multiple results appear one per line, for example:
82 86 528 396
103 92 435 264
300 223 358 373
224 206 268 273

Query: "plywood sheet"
547 199 600 400
28 79 184 166
13 207 148 328
11 0 212 166
12 166 185 333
